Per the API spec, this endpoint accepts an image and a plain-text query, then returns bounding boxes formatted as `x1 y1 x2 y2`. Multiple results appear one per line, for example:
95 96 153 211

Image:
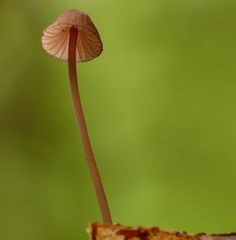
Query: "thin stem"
68 27 112 224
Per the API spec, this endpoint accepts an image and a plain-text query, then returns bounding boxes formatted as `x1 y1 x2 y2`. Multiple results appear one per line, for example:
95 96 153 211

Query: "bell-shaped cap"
41 9 103 62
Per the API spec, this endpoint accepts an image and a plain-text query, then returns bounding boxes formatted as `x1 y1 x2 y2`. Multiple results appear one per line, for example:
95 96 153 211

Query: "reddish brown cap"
41 9 103 62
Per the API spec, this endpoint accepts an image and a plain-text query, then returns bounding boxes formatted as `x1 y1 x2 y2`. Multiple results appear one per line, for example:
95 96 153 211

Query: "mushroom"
41 9 112 224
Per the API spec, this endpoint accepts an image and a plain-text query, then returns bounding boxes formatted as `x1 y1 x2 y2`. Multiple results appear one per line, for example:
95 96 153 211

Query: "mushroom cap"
41 9 103 62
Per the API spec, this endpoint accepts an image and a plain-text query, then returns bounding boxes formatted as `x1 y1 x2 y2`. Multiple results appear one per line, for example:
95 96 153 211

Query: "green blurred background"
1 0 236 239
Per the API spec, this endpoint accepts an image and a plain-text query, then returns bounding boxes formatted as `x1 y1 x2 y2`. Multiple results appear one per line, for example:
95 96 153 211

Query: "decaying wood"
88 223 236 240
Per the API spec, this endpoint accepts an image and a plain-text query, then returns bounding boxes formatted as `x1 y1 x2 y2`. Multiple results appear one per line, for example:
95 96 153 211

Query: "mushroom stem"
68 27 112 224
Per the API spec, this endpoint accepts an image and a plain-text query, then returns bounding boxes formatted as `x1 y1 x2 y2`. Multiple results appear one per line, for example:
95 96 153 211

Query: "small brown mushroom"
41 9 111 224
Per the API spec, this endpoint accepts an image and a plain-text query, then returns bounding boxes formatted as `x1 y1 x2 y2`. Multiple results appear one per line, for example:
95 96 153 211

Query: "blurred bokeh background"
1 0 236 239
